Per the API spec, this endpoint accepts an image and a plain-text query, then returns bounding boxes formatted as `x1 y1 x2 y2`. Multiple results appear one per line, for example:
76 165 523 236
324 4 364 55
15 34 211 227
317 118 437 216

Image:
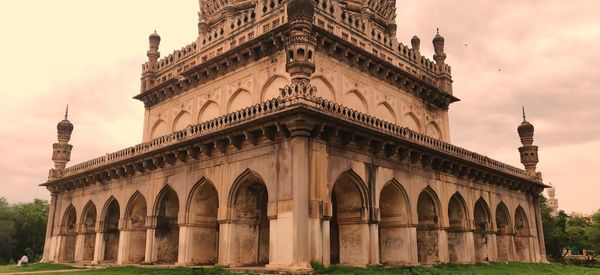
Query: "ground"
1 263 599 274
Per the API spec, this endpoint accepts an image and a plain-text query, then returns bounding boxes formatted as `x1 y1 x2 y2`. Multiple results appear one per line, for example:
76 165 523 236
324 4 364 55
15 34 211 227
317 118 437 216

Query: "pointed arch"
403 112 421 132
310 75 336 101
474 197 492 263
416 186 441 264
59 204 77 263
228 88 254 113
60 204 77 233
379 179 411 265
153 185 180 264
330 169 369 208
124 191 147 263
228 169 269 207
343 90 368 113
80 200 97 262
198 100 220 123
495 201 512 261
514 205 530 235
125 191 147 221
150 119 168 140
514 205 531 262
101 196 120 262
447 192 469 263
375 102 397 124
426 121 442 140
186 177 219 265
448 192 468 229
172 110 192 132
261 74 289 101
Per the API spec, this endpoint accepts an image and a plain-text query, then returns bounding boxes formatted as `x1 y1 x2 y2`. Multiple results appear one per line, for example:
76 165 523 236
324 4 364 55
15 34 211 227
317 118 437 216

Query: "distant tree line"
541 196 600 265
0 197 48 264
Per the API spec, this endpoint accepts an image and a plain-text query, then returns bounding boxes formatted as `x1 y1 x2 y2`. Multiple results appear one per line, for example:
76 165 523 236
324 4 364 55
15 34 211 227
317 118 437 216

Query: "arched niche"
447 193 469 263
228 89 254 113
378 180 411 265
173 111 191 132
514 206 531 262
403 113 421 132
495 202 512 261
311 76 335 102
474 198 491 262
198 101 220 123
81 201 97 262
228 169 269 267
186 178 219 265
154 186 180 264
426 122 443 140
330 170 369 266
150 120 168 140
59 205 77 263
102 197 120 263
343 90 368 113
124 192 147 264
416 187 440 264
375 102 396 124
261 75 288 101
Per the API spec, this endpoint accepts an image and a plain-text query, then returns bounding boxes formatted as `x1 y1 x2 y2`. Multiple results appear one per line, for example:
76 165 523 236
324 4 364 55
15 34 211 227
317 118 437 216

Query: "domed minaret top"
433 28 446 65
517 107 540 179
56 105 74 144
518 107 535 146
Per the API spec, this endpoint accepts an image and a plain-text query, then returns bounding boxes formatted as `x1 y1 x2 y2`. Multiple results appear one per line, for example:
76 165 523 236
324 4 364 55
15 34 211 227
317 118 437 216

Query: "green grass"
0 263 78 273
2 263 600 275
314 262 600 275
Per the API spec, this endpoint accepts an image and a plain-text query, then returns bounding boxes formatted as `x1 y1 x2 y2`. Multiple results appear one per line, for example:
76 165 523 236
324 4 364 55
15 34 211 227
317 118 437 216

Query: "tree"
0 197 48 264
540 195 569 262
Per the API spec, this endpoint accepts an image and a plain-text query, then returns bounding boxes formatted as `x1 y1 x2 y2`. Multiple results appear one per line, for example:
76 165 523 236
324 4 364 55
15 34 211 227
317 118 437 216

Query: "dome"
433 31 444 44
149 31 161 42
57 119 73 133
411 35 421 45
517 120 534 138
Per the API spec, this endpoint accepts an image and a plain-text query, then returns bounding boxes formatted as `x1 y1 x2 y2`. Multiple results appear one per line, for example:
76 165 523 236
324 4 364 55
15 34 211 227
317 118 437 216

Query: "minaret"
49 106 74 180
141 31 161 91
285 0 316 84
517 107 540 178
432 28 446 66
547 183 558 216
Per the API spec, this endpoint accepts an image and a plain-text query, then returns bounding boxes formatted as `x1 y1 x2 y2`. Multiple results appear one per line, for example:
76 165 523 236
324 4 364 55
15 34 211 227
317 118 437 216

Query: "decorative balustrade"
62 90 528 180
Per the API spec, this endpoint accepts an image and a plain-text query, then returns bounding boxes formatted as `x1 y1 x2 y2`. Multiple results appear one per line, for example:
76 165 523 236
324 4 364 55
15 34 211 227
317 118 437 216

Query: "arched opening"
150 120 168 140
514 206 531 262
173 111 191 132
261 76 289 101
330 171 368 266
81 202 97 262
378 181 410 265
125 192 147 263
495 202 511 261
416 188 440 264
473 198 491 262
228 89 253 113
310 76 335 102
59 205 77 263
103 198 120 263
343 90 367 113
154 186 180 264
375 103 397 124
426 122 442 140
404 113 421 132
230 171 269 266
187 179 219 265
198 101 220 122
447 193 469 263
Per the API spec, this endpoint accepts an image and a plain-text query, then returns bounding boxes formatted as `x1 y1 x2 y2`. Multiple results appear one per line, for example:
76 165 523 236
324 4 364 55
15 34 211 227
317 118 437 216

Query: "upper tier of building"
138 0 454 107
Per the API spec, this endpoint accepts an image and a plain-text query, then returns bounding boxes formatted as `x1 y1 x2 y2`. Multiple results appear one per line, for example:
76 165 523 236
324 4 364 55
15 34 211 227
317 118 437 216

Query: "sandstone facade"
41 0 547 270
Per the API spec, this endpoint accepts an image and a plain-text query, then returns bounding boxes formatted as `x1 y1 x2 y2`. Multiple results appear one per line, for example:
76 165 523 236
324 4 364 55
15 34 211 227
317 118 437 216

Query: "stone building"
546 184 558 216
41 0 548 270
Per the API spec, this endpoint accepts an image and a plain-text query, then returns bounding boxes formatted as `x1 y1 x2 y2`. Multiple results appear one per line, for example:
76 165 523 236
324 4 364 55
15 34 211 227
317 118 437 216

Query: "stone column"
41 193 58 263
144 216 157 263
368 223 380 265
177 225 190 265
92 229 104 264
322 218 331 267
533 194 547 262
465 230 476 263
288 120 313 270
74 225 85 262
117 219 128 264
218 221 233 266
438 229 449 263
409 226 419 265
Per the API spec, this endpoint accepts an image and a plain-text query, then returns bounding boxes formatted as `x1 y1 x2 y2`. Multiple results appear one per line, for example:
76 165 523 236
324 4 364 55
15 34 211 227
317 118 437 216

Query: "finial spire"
436 28 439 35
522 106 526 121
64 105 69 120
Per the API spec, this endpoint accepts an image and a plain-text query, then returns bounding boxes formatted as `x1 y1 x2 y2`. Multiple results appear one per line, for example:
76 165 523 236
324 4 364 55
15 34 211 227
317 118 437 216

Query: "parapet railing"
62 91 528 180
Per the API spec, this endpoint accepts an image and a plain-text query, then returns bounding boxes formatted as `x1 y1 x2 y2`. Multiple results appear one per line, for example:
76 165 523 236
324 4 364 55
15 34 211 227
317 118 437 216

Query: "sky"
0 1 598 214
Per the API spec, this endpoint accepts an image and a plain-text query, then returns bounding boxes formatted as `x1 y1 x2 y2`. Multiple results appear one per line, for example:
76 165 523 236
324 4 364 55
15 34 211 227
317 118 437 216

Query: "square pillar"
176 226 190 265
92 231 103 264
368 223 380 265
409 226 418 265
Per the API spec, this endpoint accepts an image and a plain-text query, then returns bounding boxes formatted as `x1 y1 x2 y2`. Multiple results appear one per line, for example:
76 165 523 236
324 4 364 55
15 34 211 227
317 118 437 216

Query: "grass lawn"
1 262 599 274
0 263 78 273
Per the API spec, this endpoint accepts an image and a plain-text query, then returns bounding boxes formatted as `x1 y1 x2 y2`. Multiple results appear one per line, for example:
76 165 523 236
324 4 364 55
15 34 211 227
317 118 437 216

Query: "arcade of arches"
49 169 541 267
